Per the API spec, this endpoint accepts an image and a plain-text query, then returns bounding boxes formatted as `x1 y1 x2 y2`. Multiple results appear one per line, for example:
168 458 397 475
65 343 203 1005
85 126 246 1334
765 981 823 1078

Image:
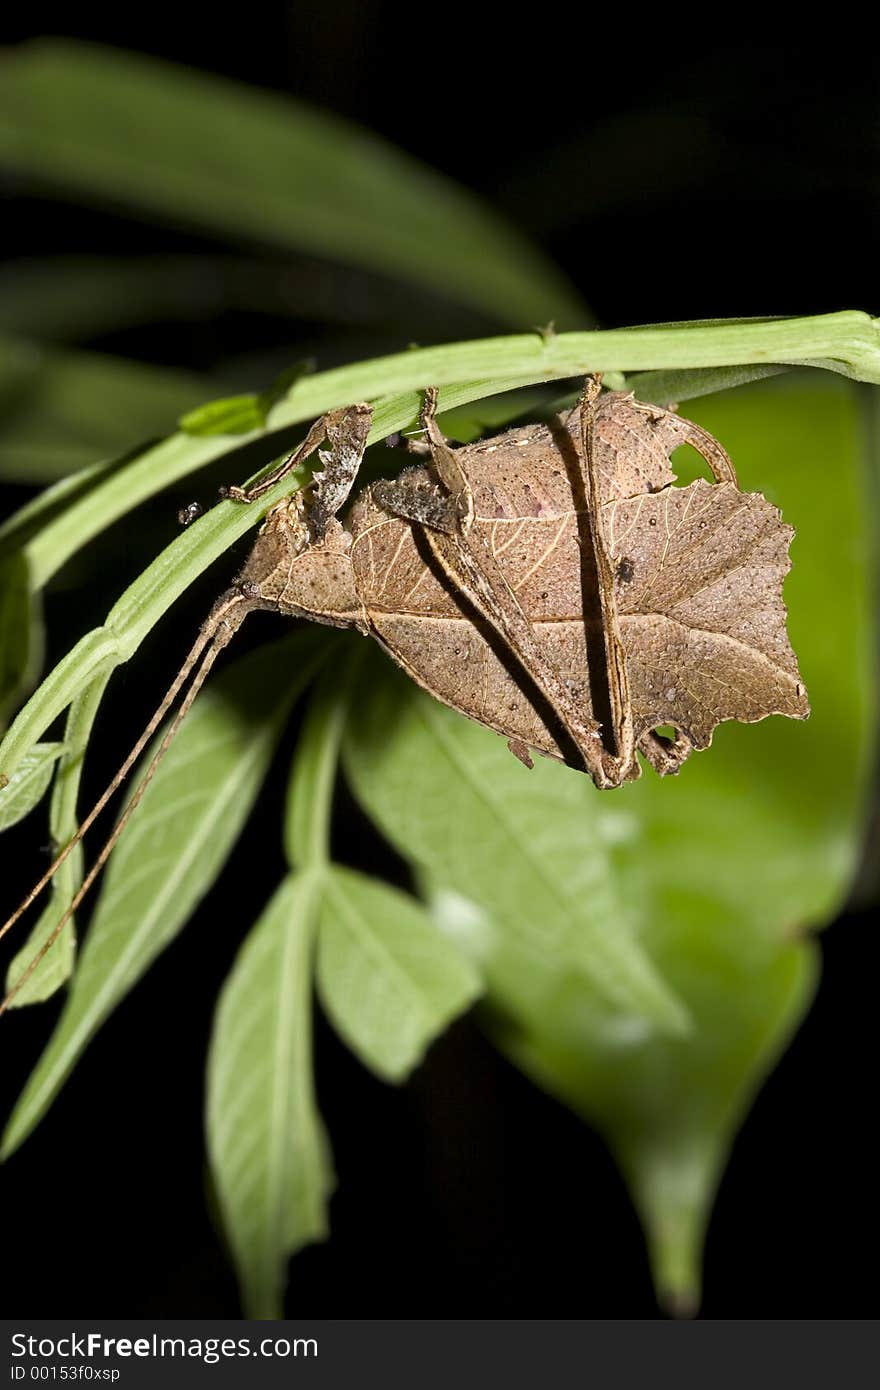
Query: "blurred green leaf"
180 394 268 438
343 663 690 1036
0 257 329 343
428 882 817 1316
365 375 875 1313
0 740 64 831
0 256 229 343
0 255 490 350
317 866 482 1082
1 630 328 1158
0 41 585 329
6 672 113 1006
0 550 41 723
258 362 316 421
0 460 114 553
206 871 331 1319
0 332 210 482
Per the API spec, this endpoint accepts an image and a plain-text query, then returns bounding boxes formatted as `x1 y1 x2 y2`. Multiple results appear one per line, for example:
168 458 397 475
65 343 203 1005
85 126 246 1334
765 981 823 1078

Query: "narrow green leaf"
0 256 323 343
0 459 114 555
6 671 113 1006
0 41 585 328
0 741 64 831
0 628 121 787
206 872 330 1319
625 363 789 407
257 362 315 420
0 550 39 723
182 364 319 438
1 631 327 1158
0 330 209 482
180 395 267 438
317 865 482 1082
343 660 690 1035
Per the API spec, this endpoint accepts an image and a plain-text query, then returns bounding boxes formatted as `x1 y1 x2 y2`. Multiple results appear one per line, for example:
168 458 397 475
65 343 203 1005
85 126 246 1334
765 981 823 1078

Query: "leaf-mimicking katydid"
0 377 808 1007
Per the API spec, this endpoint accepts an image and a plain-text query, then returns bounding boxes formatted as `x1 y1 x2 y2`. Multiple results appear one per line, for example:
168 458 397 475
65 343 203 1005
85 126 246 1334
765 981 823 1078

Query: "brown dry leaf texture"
611 477 808 751
350 391 809 772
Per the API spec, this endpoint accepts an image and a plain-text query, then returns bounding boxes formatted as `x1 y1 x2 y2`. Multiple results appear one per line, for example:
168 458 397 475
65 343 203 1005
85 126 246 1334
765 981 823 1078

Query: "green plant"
0 41 877 1317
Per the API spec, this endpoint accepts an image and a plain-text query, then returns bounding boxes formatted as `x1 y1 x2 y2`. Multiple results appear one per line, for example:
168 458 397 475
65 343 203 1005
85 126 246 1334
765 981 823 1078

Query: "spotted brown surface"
241 391 808 779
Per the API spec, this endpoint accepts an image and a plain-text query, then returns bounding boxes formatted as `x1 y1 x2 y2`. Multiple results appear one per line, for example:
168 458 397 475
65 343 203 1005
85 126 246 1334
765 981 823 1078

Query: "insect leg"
220 403 372 510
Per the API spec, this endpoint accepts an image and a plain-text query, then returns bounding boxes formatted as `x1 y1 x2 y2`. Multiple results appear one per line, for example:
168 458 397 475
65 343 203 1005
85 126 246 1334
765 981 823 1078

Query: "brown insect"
0 377 809 1006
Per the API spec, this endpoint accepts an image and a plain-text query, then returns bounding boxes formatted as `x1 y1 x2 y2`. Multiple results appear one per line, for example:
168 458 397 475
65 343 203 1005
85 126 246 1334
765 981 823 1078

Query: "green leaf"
206 871 330 1319
1 630 328 1158
180 394 267 438
0 331 210 482
343 659 690 1036
0 741 64 831
0 549 41 724
0 256 315 343
0 459 114 555
0 41 585 329
183 364 319 438
6 672 113 1006
428 884 817 1316
317 865 482 1082
422 375 875 1313
626 363 789 407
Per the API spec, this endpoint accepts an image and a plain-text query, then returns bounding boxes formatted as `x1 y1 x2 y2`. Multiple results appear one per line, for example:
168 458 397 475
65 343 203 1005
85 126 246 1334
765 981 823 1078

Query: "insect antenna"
0 589 252 1015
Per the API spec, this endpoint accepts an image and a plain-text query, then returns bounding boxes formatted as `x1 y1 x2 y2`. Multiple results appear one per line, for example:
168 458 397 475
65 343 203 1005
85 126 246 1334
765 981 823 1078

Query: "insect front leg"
221 402 372 521
228 404 373 631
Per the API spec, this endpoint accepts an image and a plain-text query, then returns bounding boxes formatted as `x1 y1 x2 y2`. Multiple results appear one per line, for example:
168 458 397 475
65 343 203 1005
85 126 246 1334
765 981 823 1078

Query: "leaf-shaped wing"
589 391 738 502
591 392 680 498
609 479 809 748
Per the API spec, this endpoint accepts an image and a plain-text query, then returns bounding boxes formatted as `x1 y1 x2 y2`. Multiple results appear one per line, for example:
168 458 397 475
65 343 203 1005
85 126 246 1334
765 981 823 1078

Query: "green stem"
7 667 113 1003
284 652 361 871
19 312 880 594
274 313 880 410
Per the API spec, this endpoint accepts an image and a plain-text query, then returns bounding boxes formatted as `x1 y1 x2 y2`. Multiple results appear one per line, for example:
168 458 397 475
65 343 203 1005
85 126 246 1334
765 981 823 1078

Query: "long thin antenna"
0 590 252 1014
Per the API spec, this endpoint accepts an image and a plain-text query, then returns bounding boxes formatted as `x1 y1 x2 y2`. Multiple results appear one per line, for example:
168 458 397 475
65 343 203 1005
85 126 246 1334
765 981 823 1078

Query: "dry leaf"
349 392 808 775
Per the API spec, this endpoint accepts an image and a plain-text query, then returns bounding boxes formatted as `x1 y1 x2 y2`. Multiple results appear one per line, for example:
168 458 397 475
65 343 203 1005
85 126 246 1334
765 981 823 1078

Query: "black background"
1 13 878 1318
